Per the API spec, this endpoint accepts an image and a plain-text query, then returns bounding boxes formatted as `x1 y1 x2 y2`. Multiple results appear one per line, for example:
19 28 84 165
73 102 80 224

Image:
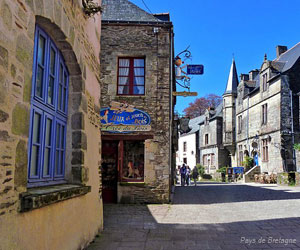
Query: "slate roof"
246 42 300 96
102 0 163 23
224 58 239 95
274 42 300 73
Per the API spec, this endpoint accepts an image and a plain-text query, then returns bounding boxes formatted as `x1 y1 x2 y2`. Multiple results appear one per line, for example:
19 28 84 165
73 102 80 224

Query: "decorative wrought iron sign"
100 101 151 133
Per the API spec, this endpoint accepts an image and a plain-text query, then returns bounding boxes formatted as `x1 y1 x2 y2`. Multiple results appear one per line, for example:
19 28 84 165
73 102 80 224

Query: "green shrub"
196 163 205 177
294 144 300 151
217 166 227 174
242 156 254 169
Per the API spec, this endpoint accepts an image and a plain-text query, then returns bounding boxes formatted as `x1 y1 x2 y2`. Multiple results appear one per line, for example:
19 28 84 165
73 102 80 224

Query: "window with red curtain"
117 58 145 95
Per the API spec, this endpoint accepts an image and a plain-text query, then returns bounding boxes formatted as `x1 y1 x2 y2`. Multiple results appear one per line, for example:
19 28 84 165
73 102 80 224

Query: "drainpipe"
290 90 296 171
247 96 250 153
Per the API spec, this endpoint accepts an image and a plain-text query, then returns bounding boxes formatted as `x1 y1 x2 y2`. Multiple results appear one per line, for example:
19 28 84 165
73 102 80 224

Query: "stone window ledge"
19 184 91 212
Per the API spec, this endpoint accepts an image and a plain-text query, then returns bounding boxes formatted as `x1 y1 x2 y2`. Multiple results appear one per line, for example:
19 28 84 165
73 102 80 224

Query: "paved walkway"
87 182 300 250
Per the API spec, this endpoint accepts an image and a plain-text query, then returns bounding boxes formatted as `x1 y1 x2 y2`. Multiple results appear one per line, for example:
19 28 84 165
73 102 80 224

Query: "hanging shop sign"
173 91 198 97
100 101 151 133
187 64 204 75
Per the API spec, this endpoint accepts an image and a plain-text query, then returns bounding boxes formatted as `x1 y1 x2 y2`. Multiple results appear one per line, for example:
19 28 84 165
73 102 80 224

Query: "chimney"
249 69 259 81
276 45 288 58
240 74 249 81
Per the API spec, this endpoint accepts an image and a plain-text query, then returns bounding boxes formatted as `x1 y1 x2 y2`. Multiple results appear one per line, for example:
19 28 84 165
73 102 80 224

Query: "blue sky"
130 0 300 114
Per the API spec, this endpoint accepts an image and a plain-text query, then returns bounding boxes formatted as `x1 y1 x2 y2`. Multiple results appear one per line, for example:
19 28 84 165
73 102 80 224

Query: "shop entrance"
101 141 118 203
101 135 152 203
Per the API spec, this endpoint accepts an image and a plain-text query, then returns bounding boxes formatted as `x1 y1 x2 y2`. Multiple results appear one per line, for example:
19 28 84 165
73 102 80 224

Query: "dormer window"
262 73 267 91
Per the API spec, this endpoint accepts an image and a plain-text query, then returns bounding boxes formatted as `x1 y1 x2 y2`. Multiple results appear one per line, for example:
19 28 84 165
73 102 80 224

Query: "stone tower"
223 59 239 165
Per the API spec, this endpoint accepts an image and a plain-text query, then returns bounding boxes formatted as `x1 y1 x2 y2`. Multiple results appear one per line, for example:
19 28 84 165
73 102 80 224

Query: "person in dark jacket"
180 164 187 186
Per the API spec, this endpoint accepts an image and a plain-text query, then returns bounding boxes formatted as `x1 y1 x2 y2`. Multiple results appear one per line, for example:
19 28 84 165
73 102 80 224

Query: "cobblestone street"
87 182 300 250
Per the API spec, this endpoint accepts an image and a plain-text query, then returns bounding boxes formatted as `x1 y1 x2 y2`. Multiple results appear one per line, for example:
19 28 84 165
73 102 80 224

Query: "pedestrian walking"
180 164 187 186
186 166 191 186
192 166 199 186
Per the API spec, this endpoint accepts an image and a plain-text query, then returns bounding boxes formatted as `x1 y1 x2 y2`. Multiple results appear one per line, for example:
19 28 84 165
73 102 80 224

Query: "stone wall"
233 70 284 173
0 0 103 249
100 23 173 203
281 74 299 172
223 93 236 146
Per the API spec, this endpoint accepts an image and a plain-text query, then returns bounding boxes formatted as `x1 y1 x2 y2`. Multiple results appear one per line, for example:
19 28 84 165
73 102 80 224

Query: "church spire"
224 58 239 95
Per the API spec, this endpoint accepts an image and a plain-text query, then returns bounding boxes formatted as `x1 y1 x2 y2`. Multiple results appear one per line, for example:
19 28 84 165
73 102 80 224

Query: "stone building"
177 43 300 176
100 0 176 203
0 0 103 249
199 105 230 173
229 44 300 174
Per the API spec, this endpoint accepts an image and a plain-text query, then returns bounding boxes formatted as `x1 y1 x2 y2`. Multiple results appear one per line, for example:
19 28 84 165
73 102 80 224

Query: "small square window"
117 57 145 95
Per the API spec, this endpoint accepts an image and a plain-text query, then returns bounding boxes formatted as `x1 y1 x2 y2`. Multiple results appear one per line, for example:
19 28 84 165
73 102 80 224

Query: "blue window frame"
28 25 69 186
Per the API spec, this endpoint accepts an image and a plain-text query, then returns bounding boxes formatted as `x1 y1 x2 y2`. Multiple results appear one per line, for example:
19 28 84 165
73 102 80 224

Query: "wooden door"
101 141 118 203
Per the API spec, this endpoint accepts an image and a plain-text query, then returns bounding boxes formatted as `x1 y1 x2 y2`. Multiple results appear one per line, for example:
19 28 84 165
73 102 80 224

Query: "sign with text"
187 64 204 75
100 101 151 133
173 91 198 97
233 167 244 174
101 125 151 132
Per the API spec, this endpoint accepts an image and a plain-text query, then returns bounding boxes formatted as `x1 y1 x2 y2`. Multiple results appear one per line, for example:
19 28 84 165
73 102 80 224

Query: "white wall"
176 133 197 169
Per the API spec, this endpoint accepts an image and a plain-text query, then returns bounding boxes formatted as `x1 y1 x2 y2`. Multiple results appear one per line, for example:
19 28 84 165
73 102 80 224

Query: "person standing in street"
180 164 187 186
186 166 191 186
192 166 199 186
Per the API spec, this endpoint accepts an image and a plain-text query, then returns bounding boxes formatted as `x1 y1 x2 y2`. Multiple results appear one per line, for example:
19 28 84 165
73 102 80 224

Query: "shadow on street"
173 182 300 205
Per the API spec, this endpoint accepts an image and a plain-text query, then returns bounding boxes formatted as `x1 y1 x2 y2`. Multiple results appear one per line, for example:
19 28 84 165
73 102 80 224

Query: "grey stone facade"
231 47 300 173
100 0 176 203
225 44 300 174
199 106 230 173
184 44 300 175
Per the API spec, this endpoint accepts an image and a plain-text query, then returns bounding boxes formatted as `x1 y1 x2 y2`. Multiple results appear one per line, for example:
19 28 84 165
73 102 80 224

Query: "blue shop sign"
233 167 244 174
187 64 204 75
100 101 151 133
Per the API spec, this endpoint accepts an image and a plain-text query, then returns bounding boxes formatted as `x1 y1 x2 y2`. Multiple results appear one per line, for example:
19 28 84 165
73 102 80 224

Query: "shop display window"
121 141 144 182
